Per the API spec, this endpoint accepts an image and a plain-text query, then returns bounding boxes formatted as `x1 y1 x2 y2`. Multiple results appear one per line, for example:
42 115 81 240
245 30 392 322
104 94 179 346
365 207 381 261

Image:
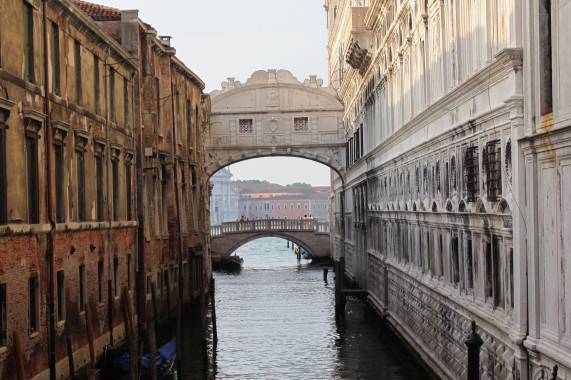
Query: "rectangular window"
146 275 151 295
112 160 119 221
155 77 160 125
77 149 85 221
539 0 552 116
493 236 504 308
127 254 132 290
109 69 115 121
98 261 104 304
125 163 132 220
0 126 6 224
29 276 38 333
195 106 200 151
238 119 253 134
465 146 479 202
79 265 85 312
74 40 81 104
186 100 192 147
94 54 100 114
485 240 493 299
23 2 34 83
54 143 65 223
50 23 60 95
294 117 309 132
164 269 169 291
26 135 39 224
157 271 162 295
0 284 6 347
509 247 514 309
466 237 474 290
123 77 129 128
113 258 118 297
161 163 168 235
96 155 104 221
485 140 502 201
56 270 65 322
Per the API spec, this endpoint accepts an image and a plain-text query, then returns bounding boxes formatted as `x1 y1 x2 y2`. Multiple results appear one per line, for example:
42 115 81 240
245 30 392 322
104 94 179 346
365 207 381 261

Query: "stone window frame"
29 273 40 335
24 109 46 224
0 98 15 225
94 138 107 222
56 270 65 323
111 144 123 222
52 121 69 223
294 117 309 132
238 118 254 134
74 130 90 222
484 139 502 202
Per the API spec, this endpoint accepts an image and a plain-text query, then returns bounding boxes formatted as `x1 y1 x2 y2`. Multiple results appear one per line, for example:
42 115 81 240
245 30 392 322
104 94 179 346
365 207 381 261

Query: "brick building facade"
235 183 329 221
0 0 211 378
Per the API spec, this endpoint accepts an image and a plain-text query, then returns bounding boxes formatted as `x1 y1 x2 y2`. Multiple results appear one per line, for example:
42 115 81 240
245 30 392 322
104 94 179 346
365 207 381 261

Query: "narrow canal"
180 237 433 379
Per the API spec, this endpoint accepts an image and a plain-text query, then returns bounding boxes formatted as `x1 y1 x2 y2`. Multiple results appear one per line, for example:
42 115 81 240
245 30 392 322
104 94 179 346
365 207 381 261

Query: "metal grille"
485 140 502 201
294 117 309 132
238 119 253 133
464 147 479 202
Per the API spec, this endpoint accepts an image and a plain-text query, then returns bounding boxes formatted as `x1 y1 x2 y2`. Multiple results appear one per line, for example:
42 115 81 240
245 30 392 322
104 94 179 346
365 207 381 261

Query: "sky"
92 0 332 186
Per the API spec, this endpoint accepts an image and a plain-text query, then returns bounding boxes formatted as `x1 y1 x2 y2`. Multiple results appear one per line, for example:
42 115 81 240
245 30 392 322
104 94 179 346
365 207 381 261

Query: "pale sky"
92 0 332 186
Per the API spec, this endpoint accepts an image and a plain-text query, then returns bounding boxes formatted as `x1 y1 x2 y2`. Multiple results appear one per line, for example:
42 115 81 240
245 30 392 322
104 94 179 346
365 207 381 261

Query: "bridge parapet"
210 218 331 260
211 219 329 236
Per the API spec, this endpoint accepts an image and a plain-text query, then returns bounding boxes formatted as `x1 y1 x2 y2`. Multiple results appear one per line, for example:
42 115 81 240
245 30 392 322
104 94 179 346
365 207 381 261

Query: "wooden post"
151 282 159 343
66 337 76 380
122 286 138 380
323 268 328 282
147 320 157 380
176 299 182 377
210 277 218 344
166 275 172 338
13 331 27 380
85 303 96 369
287 240 289 248
201 292 208 370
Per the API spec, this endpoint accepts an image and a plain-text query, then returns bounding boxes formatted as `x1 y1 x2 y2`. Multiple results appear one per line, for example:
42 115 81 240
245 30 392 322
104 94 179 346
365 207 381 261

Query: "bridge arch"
210 219 331 261
205 69 346 182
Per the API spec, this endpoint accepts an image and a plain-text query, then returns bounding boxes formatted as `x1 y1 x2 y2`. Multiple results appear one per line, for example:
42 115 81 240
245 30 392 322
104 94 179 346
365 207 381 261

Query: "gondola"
114 338 176 379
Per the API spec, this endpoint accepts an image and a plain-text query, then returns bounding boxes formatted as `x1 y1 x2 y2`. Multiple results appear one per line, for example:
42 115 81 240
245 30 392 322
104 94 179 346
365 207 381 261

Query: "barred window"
239 119 253 133
484 140 502 201
464 147 479 202
294 117 309 132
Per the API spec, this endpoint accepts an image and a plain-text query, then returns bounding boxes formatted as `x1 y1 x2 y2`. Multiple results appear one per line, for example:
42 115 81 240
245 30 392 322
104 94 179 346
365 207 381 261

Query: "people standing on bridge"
239 215 244 231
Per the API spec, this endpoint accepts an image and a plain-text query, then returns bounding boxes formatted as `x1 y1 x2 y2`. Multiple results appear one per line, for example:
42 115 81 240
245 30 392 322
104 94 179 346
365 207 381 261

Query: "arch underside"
212 232 327 260
205 145 346 182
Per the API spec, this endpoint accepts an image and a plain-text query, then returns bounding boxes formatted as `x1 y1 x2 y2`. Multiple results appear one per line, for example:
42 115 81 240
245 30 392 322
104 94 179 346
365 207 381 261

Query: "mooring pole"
210 277 218 344
66 338 76 380
323 267 328 282
465 321 483 380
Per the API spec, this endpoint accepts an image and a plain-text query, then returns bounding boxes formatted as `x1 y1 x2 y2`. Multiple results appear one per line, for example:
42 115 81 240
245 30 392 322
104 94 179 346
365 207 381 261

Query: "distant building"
209 168 240 225
235 183 329 221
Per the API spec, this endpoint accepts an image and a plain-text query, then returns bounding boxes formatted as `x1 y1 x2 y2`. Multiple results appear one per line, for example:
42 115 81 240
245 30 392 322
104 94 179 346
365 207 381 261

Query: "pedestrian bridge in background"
204 69 346 181
210 219 331 261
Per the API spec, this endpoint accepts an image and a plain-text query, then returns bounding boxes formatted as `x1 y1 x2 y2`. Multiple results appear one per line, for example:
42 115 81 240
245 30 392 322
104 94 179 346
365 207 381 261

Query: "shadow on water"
175 238 435 379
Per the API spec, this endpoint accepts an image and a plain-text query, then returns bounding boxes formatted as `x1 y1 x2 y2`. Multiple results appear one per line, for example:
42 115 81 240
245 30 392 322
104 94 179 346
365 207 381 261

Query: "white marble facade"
209 168 240 225
326 0 570 378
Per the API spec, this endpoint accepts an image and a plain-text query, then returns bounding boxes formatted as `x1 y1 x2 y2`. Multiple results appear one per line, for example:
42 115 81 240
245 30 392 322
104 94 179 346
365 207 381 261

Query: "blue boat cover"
114 338 176 376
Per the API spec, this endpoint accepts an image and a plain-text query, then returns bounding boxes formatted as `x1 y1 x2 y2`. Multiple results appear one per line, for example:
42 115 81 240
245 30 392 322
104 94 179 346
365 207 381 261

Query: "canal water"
179 237 433 379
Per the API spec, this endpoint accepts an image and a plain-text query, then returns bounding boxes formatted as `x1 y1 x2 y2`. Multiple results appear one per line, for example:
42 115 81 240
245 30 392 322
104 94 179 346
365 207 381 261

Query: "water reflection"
179 238 432 379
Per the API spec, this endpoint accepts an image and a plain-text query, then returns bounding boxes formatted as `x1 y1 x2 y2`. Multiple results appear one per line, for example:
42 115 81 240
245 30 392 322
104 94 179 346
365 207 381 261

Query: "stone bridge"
204 69 346 181
210 219 331 261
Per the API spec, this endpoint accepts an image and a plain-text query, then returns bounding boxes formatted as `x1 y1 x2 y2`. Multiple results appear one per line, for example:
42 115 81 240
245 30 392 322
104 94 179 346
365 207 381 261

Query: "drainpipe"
169 60 184 312
42 1 57 378
131 74 139 272
104 49 113 345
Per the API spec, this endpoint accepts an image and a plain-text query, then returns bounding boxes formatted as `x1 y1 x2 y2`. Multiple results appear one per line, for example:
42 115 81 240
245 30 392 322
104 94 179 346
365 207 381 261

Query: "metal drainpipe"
131 73 139 274
42 1 56 378
104 49 113 345
169 60 184 308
